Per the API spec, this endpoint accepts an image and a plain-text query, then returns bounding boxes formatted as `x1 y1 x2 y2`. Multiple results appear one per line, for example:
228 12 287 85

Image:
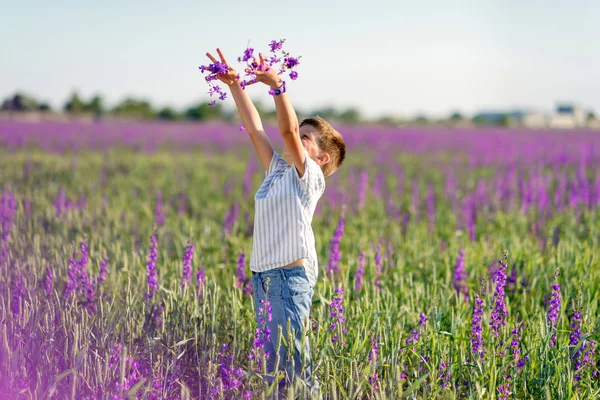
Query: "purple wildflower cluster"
326 217 346 278
11 272 25 319
63 239 99 313
54 187 86 217
0 190 17 267
354 250 366 291
406 312 428 346
438 359 451 389
181 240 195 290
145 230 159 300
98 255 109 283
374 249 383 291
452 248 468 300
106 343 169 399
223 201 240 236
235 252 252 297
368 336 380 390
154 190 165 226
471 294 485 360
198 39 300 106
249 295 272 371
570 305 596 383
329 287 347 346
490 254 509 337
44 266 53 299
210 344 250 399
546 275 561 347
195 266 206 299
498 323 529 400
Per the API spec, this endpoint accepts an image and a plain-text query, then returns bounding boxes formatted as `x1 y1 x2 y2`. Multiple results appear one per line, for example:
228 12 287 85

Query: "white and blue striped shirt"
250 148 326 288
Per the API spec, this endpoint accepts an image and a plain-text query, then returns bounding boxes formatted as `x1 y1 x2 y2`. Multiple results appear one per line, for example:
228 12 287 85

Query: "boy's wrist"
269 78 285 89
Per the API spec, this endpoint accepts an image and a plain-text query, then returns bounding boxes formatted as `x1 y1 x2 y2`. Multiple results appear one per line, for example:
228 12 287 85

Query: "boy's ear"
318 152 331 166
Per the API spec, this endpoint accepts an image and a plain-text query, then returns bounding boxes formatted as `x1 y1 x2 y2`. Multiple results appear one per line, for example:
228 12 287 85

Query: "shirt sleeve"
292 148 326 197
265 149 288 177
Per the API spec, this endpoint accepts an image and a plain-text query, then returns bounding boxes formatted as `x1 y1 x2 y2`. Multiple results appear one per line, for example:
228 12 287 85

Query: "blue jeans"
252 265 318 392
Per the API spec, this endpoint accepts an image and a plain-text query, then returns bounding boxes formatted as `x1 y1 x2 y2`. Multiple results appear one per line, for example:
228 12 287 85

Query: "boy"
205 48 346 394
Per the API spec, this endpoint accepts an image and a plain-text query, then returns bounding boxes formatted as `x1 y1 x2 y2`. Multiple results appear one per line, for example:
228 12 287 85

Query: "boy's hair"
300 116 345 177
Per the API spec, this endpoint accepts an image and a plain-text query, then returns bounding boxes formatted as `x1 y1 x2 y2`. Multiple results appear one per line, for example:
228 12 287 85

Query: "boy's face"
283 124 329 167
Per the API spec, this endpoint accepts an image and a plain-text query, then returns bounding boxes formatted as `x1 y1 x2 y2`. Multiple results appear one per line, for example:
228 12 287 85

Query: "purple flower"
284 57 299 69
241 47 254 62
354 250 366 291
181 240 195 290
453 248 468 300
330 287 347 346
547 280 561 347
406 312 427 345
327 217 346 277
11 273 25 318
439 359 451 389
154 190 165 225
44 267 53 299
235 252 252 296
368 336 380 389
269 39 284 52
98 255 108 283
490 257 508 337
65 250 80 299
195 267 206 299
374 250 383 291
146 231 159 299
289 70 299 80
471 294 485 359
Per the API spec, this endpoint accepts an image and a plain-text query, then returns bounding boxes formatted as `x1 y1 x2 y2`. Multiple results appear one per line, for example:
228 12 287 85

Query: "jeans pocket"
285 273 311 298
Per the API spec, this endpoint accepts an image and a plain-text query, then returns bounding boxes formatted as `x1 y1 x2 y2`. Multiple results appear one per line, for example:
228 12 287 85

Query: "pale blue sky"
1 0 598 118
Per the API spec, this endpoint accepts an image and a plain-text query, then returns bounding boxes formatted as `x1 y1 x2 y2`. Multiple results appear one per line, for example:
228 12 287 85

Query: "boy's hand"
245 53 284 89
205 48 240 87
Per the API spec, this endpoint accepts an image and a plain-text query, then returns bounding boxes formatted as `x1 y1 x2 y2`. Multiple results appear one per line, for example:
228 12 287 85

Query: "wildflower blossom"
369 336 380 390
471 294 485 359
181 240 194 290
44 267 53 298
198 39 300 106
235 252 252 296
196 266 206 299
490 255 509 337
146 230 159 299
438 359 451 389
547 277 561 347
330 287 347 346
98 255 108 283
326 217 345 277
453 248 468 300
354 250 366 291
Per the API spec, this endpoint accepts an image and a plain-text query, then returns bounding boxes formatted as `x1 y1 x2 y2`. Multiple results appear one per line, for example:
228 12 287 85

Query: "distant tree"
414 114 429 124
338 107 361 123
449 111 463 121
157 107 181 120
2 92 39 111
64 91 86 114
588 111 596 121
85 94 105 117
113 98 156 119
38 103 52 112
184 101 224 120
312 106 338 120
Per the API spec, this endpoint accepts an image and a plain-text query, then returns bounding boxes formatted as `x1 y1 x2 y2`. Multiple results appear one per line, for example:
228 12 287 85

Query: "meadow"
0 119 599 399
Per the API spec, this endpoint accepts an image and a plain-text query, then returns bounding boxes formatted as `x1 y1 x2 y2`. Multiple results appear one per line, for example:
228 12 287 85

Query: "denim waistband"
251 265 306 278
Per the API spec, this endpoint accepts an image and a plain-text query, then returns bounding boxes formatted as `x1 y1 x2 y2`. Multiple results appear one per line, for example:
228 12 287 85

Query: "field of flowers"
0 119 599 399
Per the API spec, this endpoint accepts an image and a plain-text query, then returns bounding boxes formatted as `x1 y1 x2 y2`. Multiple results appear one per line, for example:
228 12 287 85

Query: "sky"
1 0 599 119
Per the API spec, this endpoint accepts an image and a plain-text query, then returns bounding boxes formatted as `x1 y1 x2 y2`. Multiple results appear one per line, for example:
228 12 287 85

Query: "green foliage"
184 101 224 120
112 97 156 119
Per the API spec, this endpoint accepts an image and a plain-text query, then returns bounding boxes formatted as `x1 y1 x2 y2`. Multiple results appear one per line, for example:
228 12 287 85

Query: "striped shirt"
250 148 326 288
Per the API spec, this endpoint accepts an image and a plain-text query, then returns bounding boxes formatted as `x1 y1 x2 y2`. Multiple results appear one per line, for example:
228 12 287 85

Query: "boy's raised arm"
206 49 274 171
246 53 306 177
